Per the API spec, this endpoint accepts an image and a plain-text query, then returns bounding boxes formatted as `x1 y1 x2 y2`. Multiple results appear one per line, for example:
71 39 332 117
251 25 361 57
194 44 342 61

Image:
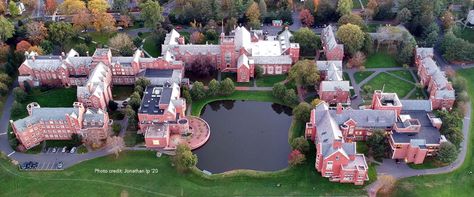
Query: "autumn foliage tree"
44 0 57 15
288 150 306 166
347 51 366 69
336 24 365 55
245 2 261 29
59 0 86 15
118 15 132 28
72 10 92 31
92 12 116 32
108 33 135 56
299 9 314 27
190 31 205 44
16 40 32 53
87 0 109 13
26 21 48 45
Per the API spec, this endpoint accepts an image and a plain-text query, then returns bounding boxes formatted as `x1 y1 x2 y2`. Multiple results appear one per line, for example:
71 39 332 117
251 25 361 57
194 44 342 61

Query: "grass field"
112 85 134 100
256 75 287 87
456 27 474 44
392 68 474 196
0 150 370 197
408 87 427 100
388 70 416 83
362 73 414 98
143 36 160 57
365 53 400 68
88 32 117 45
354 71 375 83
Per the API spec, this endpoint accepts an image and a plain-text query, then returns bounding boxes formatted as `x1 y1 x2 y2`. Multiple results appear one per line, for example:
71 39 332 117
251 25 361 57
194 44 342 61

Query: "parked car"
70 147 77 154
52 148 57 153
350 94 358 100
61 146 67 153
57 162 63 169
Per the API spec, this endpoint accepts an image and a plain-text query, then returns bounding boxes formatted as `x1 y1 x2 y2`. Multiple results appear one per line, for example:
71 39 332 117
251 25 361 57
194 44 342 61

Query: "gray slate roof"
320 81 350 91
329 109 397 128
251 55 293 65
400 100 432 112
13 107 79 132
320 142 356 158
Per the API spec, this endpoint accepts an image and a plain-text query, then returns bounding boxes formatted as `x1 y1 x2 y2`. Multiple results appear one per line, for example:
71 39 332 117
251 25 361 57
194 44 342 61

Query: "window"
326 161 333 170
335 156 339 161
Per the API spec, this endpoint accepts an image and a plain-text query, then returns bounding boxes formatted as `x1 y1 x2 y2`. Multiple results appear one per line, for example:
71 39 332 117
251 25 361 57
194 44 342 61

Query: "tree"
293 102 311 122
336 24 365 55
245 2 261 29
106 136 125 159
191 81 206 100
87 0 109 13
140 1 164 29
92 12 116 32
112 123 122 135
71 133 83 145
40 40 53 54
48 22 74 47
207 79 220 96
15 40 32 53
348 51 366 69
336 0 353 16
124 105 136 119
113 0 128 14
108 100 119 111
11 101 24 118
135 77 151 91
288 60 320 87
0 44 9 61
118 15 132 28
291 27 320 56
44 0 57 15
364 0 378 19
219 78 235 96
367 129 387 159
299 9 314 27
0 1 5 15
283 89 299 106
188 56 215 77
291 136 309 153
338 14 365 29
255 66 263 78
258 0 267 18
26 21 48 45
172 143 198 173
273 83 287 98
74 43 89 56
59 0 86 15
441 11 455 30
436 142 458 164
288 149 305 166
424 31 439 47
72 10 92 31
28 46 44 55
442 31 474 62
108 33 135 56
0 16 14 42
8 1 19 16
190 31 205 44
128 91 142 110
0 73 11 85
396 8 412 24
397 40 416 64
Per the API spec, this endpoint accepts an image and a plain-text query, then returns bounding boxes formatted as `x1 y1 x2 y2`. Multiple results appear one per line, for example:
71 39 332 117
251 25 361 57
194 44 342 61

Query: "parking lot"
19 161 64 171
42 146 79 155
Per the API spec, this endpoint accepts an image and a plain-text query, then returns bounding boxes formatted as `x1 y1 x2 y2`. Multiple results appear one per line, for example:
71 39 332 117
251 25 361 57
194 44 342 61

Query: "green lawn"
408 87 427 100
367 24 379 33
388 70 416 83
362 73 414 98
112 85 134 100
456 27 474 44
392 68 474 196
143 36 160 57
0 150 369 197
221 73 253 87
354 71 375 84
365 53 400 68
191 91 282 116
88 32 117 45
256 75 287 87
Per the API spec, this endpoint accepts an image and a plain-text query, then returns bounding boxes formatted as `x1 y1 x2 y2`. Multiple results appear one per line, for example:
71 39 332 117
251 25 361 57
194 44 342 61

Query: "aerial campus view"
0 0 474 196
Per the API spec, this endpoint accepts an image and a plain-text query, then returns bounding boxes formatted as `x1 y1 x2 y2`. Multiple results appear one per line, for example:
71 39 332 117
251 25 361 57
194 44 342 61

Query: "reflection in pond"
195 100 293 173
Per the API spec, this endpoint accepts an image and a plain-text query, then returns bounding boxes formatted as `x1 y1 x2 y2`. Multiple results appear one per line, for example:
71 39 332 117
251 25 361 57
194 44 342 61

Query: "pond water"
193 100 293 174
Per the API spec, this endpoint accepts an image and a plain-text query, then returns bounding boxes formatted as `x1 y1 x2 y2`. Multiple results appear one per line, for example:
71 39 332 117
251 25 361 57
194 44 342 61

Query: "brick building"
161 26 300 82
10 102 112 150
317 61 351 105
77 62 113 110
306 90 449 184
321 25 344 61
415 48 455 110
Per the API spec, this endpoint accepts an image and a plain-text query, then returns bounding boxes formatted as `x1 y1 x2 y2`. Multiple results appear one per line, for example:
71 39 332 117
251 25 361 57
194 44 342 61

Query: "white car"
70 147 77 154
61 146 67 153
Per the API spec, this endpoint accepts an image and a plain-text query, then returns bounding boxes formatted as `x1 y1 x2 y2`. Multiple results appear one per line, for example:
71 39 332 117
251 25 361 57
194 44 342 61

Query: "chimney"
336 103 343 114
61 51 65 57
86 51 89 57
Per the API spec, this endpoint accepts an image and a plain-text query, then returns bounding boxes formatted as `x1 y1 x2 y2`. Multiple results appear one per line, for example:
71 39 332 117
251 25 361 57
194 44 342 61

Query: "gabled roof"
237 54 249 69
320 81 350 91
329 109 397 128
321 25 339 50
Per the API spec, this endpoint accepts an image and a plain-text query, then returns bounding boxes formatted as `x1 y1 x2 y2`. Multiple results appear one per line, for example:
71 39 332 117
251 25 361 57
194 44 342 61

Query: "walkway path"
366 102 472 196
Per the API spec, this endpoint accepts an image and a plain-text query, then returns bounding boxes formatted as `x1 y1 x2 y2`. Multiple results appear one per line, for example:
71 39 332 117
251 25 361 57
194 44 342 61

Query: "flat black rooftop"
139 84 173 115
144 69 174 78
392 110 442 144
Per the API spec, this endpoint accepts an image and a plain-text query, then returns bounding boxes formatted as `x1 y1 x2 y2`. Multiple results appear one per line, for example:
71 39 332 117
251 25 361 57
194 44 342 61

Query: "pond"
193 100 293 174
